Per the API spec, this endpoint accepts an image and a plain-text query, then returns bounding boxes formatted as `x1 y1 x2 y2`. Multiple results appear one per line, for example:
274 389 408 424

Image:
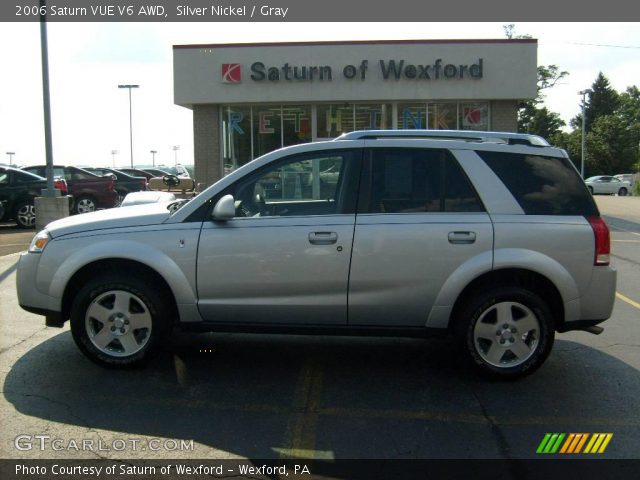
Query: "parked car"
82 167 147 207
614 174 634 186
116 168 156 182
136 164 191 178
584 175 630 196
21 165 118 214
0 166 68 228
17 130 616 379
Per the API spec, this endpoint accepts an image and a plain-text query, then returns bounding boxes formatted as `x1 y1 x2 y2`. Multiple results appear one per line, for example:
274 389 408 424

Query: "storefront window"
427 103 458 130
252 105 282 159
317 104 355 138
222 106 252 170
459 103 489 131
355 104 391 130
282 105 312 146
397 103 426 129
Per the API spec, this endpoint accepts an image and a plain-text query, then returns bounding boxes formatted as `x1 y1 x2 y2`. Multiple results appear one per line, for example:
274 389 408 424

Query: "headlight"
28 230 51 253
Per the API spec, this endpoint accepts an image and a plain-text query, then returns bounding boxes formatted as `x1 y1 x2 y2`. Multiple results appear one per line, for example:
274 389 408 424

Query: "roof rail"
335 130 550 147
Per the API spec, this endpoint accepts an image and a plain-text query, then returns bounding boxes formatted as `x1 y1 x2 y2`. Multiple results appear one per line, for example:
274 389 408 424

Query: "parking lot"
0 196 639 461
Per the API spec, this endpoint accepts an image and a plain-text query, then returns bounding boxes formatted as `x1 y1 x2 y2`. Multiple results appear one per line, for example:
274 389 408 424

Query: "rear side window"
362 148 484 214
477 151 598 216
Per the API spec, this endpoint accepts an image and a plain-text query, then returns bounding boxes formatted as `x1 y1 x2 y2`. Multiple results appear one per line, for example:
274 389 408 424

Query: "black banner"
2 459 640 480
2 0 640 22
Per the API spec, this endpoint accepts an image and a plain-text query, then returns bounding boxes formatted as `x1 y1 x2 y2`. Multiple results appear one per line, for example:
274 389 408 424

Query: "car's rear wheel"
14 201 36 229
70 274 172 368
455 287 555 380
618 187 628 196
75 195 97 214
115 190 126 207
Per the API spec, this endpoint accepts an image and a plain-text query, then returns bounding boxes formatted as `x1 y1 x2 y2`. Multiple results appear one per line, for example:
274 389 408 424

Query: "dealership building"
173 39 538 186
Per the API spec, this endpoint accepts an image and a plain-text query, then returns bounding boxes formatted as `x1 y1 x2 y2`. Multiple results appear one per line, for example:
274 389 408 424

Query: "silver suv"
17 131 616 378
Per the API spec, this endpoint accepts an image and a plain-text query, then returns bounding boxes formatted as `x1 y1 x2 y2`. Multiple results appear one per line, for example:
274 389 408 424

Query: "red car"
22 165 118 214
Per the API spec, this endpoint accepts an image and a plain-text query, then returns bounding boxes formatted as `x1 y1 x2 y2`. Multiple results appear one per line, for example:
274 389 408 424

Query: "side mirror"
212 194 236 221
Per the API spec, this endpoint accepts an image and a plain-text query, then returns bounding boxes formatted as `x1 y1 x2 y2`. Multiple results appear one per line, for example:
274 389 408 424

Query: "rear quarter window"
476 150 598 216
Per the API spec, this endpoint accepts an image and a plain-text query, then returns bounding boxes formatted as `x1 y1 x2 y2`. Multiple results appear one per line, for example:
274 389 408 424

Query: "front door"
196 148 361 325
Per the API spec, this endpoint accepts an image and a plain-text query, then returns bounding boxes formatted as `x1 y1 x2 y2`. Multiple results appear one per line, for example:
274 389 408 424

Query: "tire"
14 201 36 229
114 191 126 208
587 186 594 195
70 274 172 368
618 187 628 196
455 287 555 380
75 195 97 214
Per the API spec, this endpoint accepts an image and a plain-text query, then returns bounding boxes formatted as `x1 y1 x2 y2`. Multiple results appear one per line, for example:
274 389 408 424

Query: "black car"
0 166 68 228
115 168 155 182
83 167 147 206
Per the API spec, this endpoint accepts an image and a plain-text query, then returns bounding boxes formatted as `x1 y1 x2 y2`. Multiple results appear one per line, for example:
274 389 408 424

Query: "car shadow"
3 331 640 460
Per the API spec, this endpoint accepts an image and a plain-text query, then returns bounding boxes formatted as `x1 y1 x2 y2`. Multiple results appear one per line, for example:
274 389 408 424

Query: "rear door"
348 143 493 327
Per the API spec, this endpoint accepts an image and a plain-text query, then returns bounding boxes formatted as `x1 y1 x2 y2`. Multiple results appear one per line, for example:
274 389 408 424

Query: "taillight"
108 180 115 192
54 179 68 195
587 216 610 266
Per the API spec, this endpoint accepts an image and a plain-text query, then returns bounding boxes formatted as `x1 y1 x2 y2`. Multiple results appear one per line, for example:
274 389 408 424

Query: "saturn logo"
222 64 241 83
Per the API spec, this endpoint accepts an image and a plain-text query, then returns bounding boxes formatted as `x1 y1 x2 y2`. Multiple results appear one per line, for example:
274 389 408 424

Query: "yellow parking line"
616 292 640 310
281 357 325 460
612 239 640 243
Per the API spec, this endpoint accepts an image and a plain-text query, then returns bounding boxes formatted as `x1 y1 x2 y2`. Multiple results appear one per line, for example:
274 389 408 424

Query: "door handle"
448 231 476 244
309 231 338 245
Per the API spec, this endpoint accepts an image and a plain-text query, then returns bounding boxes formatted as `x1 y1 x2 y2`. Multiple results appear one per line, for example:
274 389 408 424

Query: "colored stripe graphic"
537 433 565 453
538 433 613 454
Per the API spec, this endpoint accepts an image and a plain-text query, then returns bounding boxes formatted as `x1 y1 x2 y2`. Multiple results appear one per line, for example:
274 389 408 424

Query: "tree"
571 72 620 132
519 106 565 140
586 114 637 175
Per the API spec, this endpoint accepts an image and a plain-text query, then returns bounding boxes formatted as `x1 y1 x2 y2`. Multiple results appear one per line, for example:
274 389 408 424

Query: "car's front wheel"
455 287 555 380
70 275 172 368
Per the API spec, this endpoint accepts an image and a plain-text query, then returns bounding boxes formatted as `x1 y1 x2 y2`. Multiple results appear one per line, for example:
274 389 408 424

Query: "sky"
0 22 639 168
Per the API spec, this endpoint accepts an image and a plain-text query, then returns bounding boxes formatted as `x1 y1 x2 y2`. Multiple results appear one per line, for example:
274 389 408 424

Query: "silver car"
17 131 616 379
585 175 631 196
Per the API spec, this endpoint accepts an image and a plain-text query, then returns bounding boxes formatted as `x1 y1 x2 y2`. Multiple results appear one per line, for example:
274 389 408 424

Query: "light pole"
172 145 180 165
150 150 157 167
118 84 139 167
6 152 15 165
111 150 118 168
578 89 593 179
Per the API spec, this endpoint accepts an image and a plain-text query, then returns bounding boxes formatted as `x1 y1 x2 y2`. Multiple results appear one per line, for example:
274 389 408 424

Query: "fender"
43 238 198 311
426 248 579 328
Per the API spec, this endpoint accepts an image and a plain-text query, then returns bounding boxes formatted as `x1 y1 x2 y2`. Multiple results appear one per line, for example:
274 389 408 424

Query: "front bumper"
16 252 62 324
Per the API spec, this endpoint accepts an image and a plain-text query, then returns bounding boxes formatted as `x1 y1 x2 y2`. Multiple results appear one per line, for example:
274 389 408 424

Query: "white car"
585 176 631 196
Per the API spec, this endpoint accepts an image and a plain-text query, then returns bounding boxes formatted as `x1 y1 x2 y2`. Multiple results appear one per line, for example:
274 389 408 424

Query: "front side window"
229 150 359 218
362 148 484 214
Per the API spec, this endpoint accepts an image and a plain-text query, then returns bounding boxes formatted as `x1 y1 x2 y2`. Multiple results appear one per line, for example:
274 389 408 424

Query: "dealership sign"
221 59 484 83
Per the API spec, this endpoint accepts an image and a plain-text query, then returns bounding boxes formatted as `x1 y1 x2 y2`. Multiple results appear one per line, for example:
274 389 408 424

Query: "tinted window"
477 151 598 216
364 148 484 213
69 168 97 181
230 150 359 218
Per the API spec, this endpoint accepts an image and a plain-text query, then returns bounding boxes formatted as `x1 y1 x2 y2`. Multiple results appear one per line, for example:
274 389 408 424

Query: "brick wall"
490 100 519 132
193 105 220 188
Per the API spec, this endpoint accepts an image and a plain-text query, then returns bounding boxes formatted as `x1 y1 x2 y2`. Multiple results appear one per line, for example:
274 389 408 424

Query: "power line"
563 41 640 49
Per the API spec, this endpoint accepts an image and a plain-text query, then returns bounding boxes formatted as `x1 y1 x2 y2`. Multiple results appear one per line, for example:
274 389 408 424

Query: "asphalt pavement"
0 197 639 462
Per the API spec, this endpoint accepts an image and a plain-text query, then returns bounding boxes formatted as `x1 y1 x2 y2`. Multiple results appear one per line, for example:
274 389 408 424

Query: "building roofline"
173 38 537 49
